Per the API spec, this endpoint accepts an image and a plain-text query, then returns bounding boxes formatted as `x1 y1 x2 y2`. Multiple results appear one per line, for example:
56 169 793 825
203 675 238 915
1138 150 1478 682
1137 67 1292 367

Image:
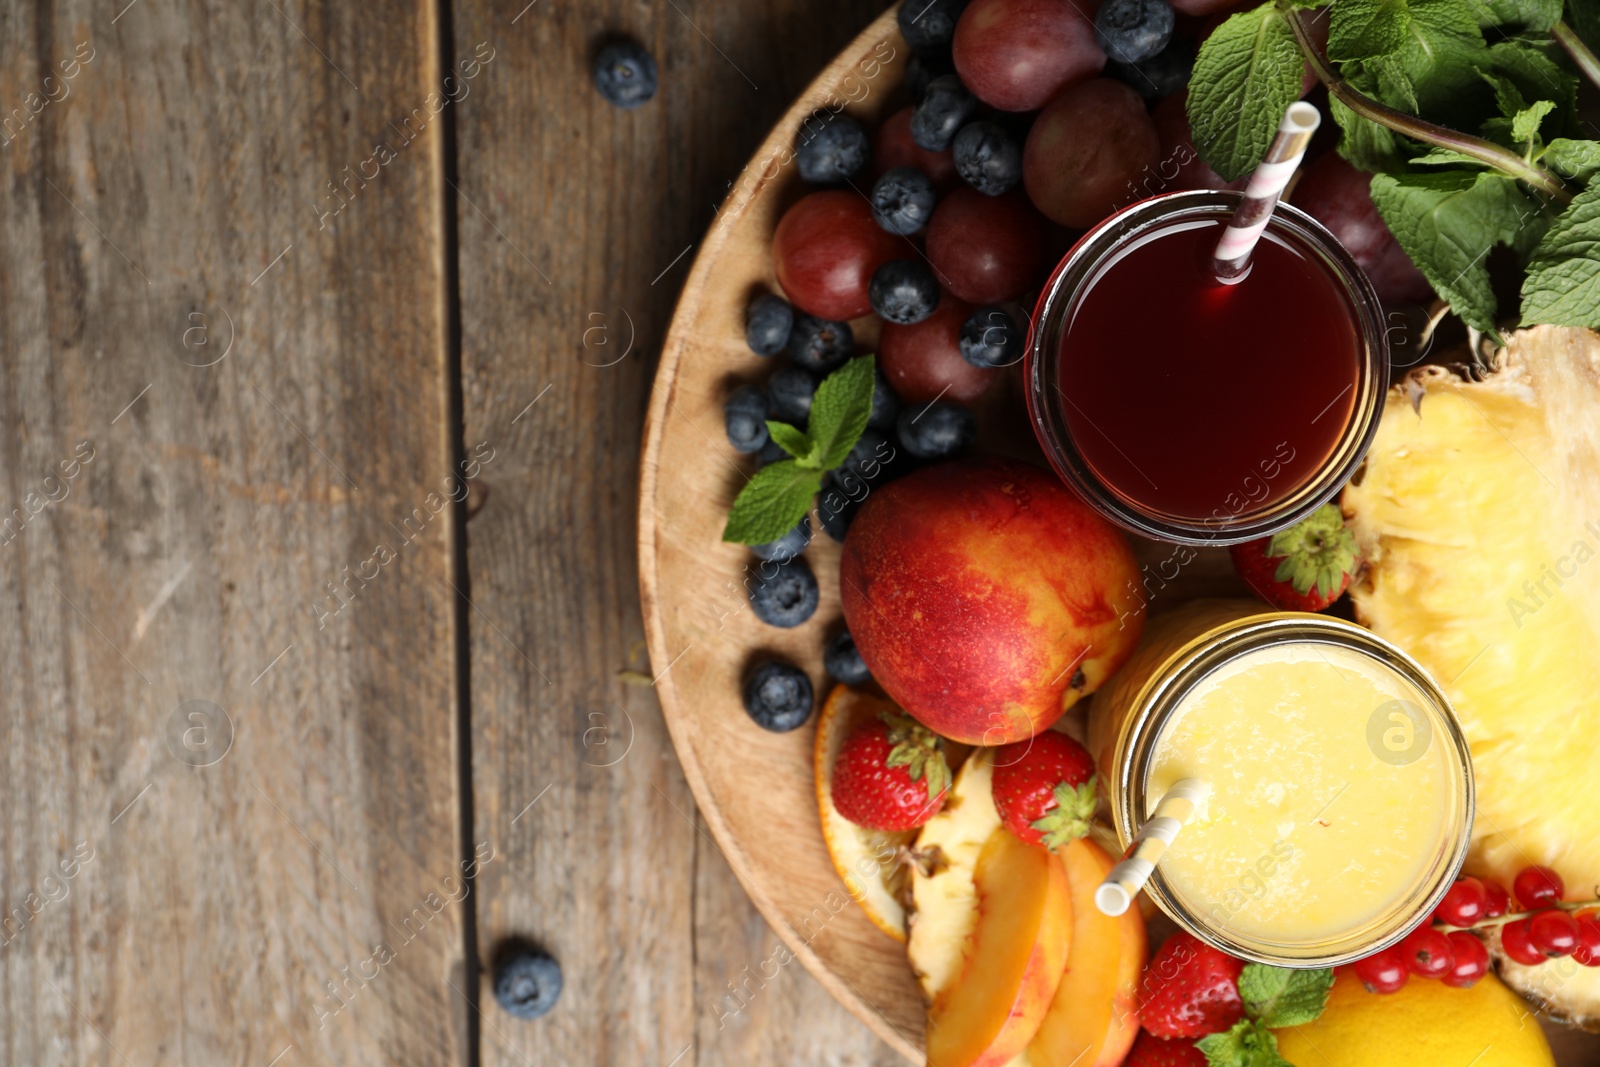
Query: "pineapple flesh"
1342 326 1600 1027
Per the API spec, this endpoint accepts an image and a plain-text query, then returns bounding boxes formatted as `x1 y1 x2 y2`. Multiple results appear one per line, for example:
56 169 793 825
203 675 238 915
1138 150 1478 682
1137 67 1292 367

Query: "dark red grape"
773 190 906 321
1023 78 1160 228
879 294 998 404
1153 90 1243 193
872 107 960 192
952 0 1106 112
1290 151 1431 305
925 186 1048 303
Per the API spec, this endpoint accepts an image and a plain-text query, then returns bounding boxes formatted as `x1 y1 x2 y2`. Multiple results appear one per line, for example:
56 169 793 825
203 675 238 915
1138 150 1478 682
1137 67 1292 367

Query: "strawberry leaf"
884 712 951 804
1266 504 1358 599
1030 777 1098 850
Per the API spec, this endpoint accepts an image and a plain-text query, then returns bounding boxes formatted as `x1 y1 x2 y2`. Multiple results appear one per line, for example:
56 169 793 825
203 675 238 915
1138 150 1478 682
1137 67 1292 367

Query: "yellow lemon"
1275 970 1553 1067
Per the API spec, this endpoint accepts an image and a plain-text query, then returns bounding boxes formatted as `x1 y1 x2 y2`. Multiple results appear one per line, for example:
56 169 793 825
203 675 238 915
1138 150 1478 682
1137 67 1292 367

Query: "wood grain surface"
0 0 468 1064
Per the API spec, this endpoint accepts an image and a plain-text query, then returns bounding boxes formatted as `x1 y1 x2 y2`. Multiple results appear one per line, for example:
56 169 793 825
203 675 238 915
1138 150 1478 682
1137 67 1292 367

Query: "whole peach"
840 458 1143 745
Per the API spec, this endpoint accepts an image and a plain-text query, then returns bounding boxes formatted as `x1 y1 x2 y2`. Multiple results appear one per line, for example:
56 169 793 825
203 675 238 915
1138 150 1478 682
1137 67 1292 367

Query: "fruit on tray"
1341 326 1600 1026
952 0 1106 112
877 295 996 404
1227 503 1359 612
831 709 952 831
925 187 1048 304
841 458 1144 745
1273 969 1554 1067
1019 837 1148 1067
772 190 905 321
923 828 1073 1067
1024 78 1160 228
814 685 919 941
990 731 1098 850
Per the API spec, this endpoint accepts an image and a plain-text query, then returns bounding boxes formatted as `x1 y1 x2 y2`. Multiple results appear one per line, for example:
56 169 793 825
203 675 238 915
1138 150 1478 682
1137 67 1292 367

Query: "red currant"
1482 879 1511 919
1399 925 1454 979
1572 911 1600 967
1433 877 1488 927
1352 945 1410 994
1529 909 1580 957
1513 865 1565 909
1440 932 1490 988
1500 919 1546 966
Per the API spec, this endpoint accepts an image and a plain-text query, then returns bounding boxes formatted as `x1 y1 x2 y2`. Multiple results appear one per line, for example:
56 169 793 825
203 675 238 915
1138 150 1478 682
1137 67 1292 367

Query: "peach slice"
1020 837 1148 1067
925 829 1073 1067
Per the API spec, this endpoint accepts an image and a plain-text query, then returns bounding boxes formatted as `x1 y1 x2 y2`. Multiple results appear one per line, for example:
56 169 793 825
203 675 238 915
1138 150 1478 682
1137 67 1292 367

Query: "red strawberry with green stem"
1139 931 1246 1039
831 712 951 831
990 731 1098 850
1228 503 1359 612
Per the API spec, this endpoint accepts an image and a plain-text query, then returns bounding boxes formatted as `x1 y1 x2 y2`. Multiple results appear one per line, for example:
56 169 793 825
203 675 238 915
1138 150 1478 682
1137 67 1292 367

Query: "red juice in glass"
1026 191 1388 544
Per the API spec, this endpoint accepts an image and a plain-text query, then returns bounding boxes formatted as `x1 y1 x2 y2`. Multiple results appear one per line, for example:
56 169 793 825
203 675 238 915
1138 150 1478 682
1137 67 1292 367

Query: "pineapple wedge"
1342 326 1600 1028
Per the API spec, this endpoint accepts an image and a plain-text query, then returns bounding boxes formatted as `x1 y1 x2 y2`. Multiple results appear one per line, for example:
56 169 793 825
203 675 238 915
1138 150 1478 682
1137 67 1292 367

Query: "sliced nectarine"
925 829 1072 1067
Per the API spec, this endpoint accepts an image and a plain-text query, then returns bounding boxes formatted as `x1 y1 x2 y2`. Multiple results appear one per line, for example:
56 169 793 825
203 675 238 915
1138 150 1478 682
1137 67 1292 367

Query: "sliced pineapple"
1342 326 1600 1028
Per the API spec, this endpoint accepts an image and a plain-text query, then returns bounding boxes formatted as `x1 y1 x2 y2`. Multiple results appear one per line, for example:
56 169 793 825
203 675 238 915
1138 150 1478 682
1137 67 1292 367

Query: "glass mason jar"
1025 191 1390 546
1103 611 1474 967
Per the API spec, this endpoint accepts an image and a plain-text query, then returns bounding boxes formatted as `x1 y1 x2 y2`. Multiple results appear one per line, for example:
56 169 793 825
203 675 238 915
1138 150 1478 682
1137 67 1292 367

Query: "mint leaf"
1511 99 1555 144
1330 0 1485 117
721 460 825 545
1474 0 1562 30
1188 5 1304 181
1369 169 1544 333
1238 964 1334 1028
1197 1020 1292 1067
1411 146 1492 167
1330 93 1401 171
1521 181 1600 327
1485 40 1578 135
766 421 817 466
1543 138 1600 184
806 355 876 470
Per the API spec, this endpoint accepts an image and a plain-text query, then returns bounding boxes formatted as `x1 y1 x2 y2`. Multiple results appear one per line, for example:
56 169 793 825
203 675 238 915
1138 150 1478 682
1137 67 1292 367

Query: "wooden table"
0 1 897 1063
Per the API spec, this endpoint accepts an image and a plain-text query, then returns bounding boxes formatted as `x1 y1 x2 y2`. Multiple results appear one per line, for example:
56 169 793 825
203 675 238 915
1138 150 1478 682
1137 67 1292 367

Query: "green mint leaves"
721 355 876 546
1199 964 1333 1067
1187 5 1305 181
1521 181 1600 326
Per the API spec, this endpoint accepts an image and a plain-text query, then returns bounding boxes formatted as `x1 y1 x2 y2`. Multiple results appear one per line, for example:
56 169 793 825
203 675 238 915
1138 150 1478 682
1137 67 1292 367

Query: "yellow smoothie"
1146 640 1454 948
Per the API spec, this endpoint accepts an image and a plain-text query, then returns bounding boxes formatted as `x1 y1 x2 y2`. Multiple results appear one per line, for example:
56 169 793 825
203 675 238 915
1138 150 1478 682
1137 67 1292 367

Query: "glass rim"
1024 190 1391 547
1109 612 1476 968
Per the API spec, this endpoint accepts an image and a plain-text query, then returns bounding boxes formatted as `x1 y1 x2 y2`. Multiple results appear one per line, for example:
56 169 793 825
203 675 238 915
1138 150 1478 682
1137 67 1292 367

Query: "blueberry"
1108 35 1194 101
824 629 874 686
795 112 870 185
593 41 659 110
493 946 563 1020
868 370 902 432
741 660 814 732
748 557 820 628
745 294 793 356
898 0 969 55
910 75 977 153
767 365 820 425
1095 0 1174 65
870 259 941 325
750 515 813 562
757 437 788 466
724 385 769 453
897 401 976 458
906 52 955 103
870 166 938 235
959 305 1024 368
817 485 861 541
838 429 893 483
787 313 854 373
952 121 1022 196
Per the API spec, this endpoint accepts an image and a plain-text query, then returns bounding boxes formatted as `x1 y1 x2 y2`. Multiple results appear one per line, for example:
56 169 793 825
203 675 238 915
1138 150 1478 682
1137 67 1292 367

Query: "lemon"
1274 970 1553 1067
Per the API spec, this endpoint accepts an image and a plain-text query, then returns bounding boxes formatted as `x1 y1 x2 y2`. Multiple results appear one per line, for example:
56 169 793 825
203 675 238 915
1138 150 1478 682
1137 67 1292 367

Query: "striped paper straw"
1212 102 1322 284
1095 778 1211 917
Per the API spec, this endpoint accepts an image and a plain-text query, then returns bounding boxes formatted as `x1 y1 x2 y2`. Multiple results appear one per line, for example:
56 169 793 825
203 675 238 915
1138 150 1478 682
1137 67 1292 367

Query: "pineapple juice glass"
1105 612 1474 967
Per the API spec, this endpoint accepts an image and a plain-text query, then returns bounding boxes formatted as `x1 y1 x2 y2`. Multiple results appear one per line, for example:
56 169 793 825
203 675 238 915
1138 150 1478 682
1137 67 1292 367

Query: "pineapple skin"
1343 328 1600 1029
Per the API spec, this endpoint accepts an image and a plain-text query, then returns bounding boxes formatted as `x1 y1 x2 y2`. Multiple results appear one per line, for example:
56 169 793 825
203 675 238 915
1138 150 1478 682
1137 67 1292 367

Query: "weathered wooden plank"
0 1 465 1063
449 1 891 1063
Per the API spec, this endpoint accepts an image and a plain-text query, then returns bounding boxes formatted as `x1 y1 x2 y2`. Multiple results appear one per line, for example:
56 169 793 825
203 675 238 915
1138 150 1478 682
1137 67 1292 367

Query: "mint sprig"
1197 1020 1291 1067
1187 5 1304 181
721 355 877 546
1198 963 1333 1067
1521 181 1600 326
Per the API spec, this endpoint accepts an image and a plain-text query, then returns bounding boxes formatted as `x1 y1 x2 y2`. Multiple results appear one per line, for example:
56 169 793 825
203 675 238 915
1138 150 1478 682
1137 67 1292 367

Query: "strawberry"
1125 1031 1208 1067
1228 503 1359 612
990 731 1098 850
831 712 950 831
1139 931 1245 1039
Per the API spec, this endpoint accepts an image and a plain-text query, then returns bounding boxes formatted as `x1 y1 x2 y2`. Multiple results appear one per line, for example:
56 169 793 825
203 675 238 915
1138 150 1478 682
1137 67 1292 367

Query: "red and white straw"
1212 102 1322 284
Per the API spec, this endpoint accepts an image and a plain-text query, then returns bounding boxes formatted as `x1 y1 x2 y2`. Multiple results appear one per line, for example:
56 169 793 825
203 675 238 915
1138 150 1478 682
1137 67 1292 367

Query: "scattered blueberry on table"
824 629 873 687
787 313 854 373
723 385 769 454
897 0 969 55
748 557 820 628
767 365 820 425
869 259 941 325
593 40 658 109
750 516 813 563
952 121 1022 196
742 661 814 732
796 112 870 185
745 293 793 356
898 402 976 458
959 305 1023 368
1108 35 1193 101
870 166 938 236
493 945 563 1020
1095 0 1175 65
910 75 976 152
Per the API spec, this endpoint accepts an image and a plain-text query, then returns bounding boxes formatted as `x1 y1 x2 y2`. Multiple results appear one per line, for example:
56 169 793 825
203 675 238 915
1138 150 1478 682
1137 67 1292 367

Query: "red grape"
1573 911 1600 967
1152 91 1244 194
1500 919 1546 966
1440 932 1490 988
952 0 1106 112
872 107 960 193
1351 945 1409 994
773 190 907 321
1434 877 1488 928
1529 909 1579 957
878 294 998 403
1399 925 1454 979
1514 865 1565 909
1023 78 1161 228
1289 151 1432 305
925 187 1048 304
1482 879 1511 919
